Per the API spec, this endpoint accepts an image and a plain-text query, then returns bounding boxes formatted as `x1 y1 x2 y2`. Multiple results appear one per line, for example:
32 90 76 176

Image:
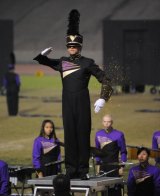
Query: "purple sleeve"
32 139 42 169
2 77 7 88
153 168 160 195
127 168 136 196
118 133 127 162
0 162 9 195
152 132 158 149
15 74 20 86
152 132 160 164
95 133 101 163
55 139 61 161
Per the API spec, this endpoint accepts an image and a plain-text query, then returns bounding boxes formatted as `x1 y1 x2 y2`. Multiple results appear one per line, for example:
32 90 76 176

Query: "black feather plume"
67 9 80 35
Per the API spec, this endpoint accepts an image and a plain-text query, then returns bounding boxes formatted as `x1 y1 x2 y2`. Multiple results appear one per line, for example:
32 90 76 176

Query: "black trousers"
62 89 91 176
42 165 59 177
6 92 19 116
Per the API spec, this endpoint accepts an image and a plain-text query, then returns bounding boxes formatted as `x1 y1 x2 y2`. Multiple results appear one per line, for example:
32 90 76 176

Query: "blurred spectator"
3 52 20 116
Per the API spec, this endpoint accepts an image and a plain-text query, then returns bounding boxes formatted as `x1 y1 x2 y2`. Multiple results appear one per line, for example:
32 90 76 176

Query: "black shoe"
66 171 79 179
80 173 90 180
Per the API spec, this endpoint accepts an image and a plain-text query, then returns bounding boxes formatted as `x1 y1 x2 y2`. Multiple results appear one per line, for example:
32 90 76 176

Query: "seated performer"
32 119 61 178
53 174 72 196
152 130 160 165
95 114 127 196
0 160 9 196
127 147 160 196
33 9 113 180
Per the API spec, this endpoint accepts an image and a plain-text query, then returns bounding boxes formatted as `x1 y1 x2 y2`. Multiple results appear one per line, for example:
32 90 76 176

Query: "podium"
28 175 123 196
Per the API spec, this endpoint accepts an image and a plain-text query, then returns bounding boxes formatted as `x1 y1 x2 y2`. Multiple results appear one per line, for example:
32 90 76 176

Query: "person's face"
44 122 53 137
67 46 80 55
137 150 149 163
102 116 113 129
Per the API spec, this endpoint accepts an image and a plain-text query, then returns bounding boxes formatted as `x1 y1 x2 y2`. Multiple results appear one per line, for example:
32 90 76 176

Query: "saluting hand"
41 47 53 56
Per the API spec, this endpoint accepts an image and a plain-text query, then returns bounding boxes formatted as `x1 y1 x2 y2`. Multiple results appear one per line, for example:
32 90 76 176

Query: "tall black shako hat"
66 9 83 47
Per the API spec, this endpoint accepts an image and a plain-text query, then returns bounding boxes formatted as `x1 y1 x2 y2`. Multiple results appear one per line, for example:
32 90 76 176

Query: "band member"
127 147 160 196
33 10 113 180
32 119 61 178
0 160 9 196
3 52 20 116
152 130 160 165
95 114 127 196
53 174 72 196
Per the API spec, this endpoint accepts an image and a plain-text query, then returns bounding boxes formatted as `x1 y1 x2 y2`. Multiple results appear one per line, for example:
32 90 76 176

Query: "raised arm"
33 47 61 71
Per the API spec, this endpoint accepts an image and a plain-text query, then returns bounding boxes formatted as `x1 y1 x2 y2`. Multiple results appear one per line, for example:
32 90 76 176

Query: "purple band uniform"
152 130 160 164
95 129 127 164
127 164 160 196
95 129 127 196
32 136 61 176
0 160 9 196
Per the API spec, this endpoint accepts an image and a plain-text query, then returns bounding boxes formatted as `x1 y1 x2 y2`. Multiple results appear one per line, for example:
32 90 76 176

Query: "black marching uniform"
34 9 113 179
34 54 112 178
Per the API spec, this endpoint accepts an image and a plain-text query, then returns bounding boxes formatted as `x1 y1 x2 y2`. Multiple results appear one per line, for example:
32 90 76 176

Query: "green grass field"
0 74 160 168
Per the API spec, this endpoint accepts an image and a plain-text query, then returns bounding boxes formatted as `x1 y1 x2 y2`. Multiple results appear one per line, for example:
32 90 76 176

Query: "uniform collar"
105 127 113 133
69 53 81 61
139 161 149 169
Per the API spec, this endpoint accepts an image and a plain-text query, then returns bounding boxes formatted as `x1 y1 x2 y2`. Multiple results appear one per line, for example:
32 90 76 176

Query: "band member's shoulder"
34 136 44 143
96 129 105 135
0 160 8 168
153 130 160 136
148 164 160 171
113 129 125 136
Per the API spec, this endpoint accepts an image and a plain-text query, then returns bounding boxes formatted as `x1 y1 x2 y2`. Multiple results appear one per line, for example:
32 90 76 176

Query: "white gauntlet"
94 98 105 113
41 47 53 56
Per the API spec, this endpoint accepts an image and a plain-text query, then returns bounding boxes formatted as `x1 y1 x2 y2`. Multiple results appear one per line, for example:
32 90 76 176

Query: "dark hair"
39 119 57 139
137 147 150 156
53 174 71 196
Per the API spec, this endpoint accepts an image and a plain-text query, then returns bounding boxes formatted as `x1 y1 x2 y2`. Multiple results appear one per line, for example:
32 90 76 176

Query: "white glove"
94 98 105 113
41 47 53 56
